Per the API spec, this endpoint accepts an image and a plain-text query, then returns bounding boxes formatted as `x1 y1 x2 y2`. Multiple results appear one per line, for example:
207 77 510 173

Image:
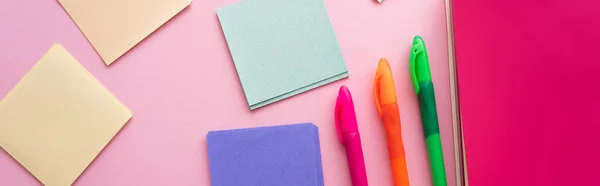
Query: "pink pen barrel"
342 132 369 186
336 86 369 186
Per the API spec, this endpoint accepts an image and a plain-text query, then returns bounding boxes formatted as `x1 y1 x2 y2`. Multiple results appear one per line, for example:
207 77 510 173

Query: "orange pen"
374 58 410 186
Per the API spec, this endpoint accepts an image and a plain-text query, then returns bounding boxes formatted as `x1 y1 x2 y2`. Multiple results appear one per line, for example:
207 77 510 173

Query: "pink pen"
335 85 369 186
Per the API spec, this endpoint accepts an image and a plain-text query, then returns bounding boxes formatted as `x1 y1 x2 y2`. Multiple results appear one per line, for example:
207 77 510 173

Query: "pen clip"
334 95 344 144
409 42 422 94
373 74 384 117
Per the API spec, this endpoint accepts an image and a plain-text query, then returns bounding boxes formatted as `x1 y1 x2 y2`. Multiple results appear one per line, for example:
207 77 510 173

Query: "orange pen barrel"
382 103 409 186
374 58 410 186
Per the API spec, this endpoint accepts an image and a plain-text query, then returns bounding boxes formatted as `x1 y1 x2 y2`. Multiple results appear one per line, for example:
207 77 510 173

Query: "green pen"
409 36 447 186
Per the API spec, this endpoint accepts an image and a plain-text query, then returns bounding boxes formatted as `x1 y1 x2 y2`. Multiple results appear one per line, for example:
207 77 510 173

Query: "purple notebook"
207 123 324 186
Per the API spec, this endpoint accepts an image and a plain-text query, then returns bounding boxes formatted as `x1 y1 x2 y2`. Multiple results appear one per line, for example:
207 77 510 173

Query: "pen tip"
378 58 390 68
338 85 353 101
340 85 348 91
413 35 424 45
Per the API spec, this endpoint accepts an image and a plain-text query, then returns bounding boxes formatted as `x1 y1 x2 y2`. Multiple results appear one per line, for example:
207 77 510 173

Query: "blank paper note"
59 0 191 65
207 123 324 186
217 0 348 110
0 44 132 186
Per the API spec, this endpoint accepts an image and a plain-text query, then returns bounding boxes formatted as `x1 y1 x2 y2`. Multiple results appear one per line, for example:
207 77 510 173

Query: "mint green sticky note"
217 0 348 110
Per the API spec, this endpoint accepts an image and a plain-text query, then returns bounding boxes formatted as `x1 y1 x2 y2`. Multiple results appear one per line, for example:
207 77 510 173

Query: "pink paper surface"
453 0 600 185
0 0 454 185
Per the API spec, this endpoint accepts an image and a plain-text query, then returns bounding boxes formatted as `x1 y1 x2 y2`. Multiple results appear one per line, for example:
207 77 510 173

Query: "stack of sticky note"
207 123 324 186
0 44 132 186
217 0 348 110
59 0 191 65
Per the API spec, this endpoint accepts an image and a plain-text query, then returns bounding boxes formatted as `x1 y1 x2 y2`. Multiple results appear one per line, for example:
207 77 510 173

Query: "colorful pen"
374 58 410 186
409 36 447 186
335 85 369 186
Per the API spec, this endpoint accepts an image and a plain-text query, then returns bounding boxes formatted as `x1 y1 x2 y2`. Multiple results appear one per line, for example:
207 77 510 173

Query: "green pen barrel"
418 81 447 186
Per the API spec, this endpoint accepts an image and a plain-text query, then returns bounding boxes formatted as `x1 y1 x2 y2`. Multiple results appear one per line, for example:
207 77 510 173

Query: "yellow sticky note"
0 44 132 186
59 0 191 65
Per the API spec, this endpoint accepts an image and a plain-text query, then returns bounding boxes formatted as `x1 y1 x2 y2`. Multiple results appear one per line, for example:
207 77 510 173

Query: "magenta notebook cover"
452 0 600 185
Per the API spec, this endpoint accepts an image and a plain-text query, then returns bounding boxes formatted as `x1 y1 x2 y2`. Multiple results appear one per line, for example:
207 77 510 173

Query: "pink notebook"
451 0 600 185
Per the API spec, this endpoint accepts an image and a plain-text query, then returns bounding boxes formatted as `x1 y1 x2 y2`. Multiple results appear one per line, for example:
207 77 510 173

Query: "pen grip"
382 104 410 186
343 132 369 186
418 82 447 186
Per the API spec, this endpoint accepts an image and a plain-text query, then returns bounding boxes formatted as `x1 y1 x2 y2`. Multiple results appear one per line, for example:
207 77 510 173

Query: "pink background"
0 0 453 185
